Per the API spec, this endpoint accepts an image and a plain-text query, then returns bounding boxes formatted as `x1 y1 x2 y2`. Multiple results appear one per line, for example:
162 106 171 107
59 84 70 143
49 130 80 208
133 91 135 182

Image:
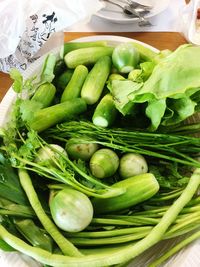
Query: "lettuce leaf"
145 99 166 131
162 97 196 126
133 45 200 101
110 80 142 115
110 45 200 131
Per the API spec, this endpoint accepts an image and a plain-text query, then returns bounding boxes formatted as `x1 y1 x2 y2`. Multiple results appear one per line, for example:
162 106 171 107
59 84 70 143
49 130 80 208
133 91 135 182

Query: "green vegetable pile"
1 39 200 267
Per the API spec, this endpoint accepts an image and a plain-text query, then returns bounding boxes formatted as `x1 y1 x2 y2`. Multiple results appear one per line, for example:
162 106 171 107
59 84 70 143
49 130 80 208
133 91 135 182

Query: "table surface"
0 31 188 102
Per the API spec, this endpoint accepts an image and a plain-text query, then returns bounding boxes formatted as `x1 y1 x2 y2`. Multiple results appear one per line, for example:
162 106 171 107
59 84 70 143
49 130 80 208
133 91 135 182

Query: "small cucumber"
61 65 88 102
64 47 113 69
31 83 56 108
92 94 117 127
81 56 112 105
29 98 87 132
60 41 108 58
92 173 159 214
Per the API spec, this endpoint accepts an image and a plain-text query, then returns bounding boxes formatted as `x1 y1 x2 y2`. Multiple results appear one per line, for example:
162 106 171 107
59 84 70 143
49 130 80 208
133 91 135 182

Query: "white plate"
0 35 200 267
96 0 170 24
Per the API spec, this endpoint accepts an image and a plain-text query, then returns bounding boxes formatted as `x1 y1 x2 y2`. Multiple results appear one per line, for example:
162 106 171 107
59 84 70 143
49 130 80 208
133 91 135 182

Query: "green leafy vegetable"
20 100 43 122
109 80 142 115
0 155 28 205
110 45 200 130
40 54 57 84
9 69 23 93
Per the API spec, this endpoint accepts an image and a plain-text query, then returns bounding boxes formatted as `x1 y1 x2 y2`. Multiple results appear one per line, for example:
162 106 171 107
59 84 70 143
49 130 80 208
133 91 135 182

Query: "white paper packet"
0 0 103 73
179 0 200 45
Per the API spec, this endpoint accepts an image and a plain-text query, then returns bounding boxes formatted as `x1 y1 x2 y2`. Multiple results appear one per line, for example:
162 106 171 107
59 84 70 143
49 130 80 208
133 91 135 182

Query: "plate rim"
95 0 170 24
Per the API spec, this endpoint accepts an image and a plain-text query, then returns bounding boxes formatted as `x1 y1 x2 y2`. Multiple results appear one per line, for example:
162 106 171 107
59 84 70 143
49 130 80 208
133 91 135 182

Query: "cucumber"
55 69 74 91
29 98 87 132
64 47 113 69
61 65 88 102
31 83 56 108
60 41 108 58
92 94 117 127
81 56 112 105
92 173 159 214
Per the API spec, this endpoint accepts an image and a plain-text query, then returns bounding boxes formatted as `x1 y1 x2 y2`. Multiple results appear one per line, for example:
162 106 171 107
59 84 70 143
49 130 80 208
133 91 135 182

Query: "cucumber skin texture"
81 56 112 105
60 41 108 58
92 93 117 127
61 65 88 102
31 83 56 108
29 98 87 132
64 47 114 69
92 173 159 214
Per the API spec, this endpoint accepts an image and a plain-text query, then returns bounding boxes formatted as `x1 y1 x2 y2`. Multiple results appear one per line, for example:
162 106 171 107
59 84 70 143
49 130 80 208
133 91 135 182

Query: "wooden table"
0 32 188 102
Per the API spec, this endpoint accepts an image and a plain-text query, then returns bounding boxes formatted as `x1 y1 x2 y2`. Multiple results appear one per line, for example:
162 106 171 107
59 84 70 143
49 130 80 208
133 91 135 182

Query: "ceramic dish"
95 0 170 24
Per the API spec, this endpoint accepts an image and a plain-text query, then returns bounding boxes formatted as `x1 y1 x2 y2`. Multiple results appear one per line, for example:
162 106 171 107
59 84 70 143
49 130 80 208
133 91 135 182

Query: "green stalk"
13 153 123 199
166 212 200 237
18 169 82 257
48 121 200 168
149 230 200 267
68 231 150 246
67 226 152 238
92 218 136 226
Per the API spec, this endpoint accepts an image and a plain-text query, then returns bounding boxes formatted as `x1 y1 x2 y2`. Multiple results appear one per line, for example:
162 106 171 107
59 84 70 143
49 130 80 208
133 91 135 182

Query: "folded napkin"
69 0 186 32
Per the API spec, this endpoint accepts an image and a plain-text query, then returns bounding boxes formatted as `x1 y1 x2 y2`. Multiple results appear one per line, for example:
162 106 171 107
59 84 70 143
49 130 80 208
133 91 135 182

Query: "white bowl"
0 35 199 267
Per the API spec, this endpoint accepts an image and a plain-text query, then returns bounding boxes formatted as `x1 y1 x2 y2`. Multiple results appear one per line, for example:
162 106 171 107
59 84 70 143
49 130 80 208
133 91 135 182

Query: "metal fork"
101 0 152 26
129 6 152 26
126 0 153 10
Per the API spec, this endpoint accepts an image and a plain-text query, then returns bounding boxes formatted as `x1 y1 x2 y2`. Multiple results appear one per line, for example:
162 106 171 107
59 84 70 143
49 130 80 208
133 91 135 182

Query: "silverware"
101 0 141 17
101 0 152 26
128 5 152 26
126 0 153 10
